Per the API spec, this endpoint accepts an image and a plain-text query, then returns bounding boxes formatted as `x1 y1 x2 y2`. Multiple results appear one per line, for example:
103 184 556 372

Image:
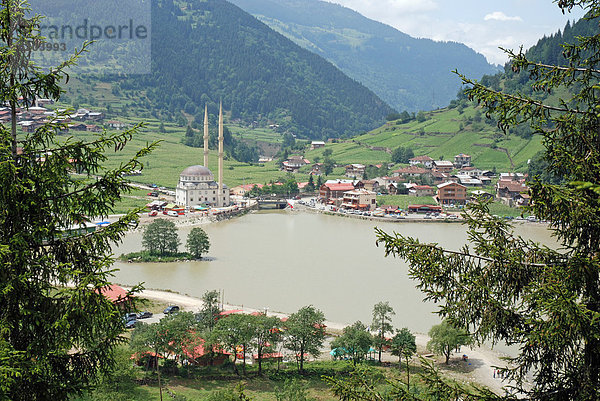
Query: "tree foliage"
142 218 180 255
248 314 282 375
186 227 210 259
391 327 417 390
331 321 372 366
391 146 414 164
285 305 326 372
198 290 221 332
427 321 470 365
0 1 155 399
376 1 600 399
212 313 255 375
371 301 395 363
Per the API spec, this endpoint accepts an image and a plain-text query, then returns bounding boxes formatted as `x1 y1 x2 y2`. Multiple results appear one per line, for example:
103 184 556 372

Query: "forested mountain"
112 0 395 139
228 0 499 112
464 15 596 139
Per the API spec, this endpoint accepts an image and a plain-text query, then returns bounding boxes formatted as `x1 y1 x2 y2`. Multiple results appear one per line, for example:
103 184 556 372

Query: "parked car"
123 312 137 322
147 192 158 197
125 319 136 329
163 305 180 315
148 210 158 217
167 210 178 217
137 311 153 319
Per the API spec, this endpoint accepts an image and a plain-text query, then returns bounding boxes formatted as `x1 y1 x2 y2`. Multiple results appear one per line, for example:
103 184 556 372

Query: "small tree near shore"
427 320 470 364
186 227 210 259
391 327 417 390
371 301 395 363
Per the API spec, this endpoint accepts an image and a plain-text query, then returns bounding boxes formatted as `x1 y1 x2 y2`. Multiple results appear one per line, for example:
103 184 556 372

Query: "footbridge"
256 197 288 209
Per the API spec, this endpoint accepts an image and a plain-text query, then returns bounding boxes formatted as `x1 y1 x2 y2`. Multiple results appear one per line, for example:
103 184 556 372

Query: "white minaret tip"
203 103 209 168
218 101 224 207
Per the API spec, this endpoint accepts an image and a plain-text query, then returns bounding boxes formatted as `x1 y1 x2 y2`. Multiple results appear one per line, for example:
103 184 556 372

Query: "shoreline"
126 286 516 395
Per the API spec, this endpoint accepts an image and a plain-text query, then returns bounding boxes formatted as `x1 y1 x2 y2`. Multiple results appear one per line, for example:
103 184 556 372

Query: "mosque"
175 103 230 208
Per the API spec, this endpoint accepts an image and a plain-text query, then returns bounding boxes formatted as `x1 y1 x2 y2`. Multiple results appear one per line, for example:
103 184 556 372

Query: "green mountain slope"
304 106 543 172
228 0 499 112
302 16 598 172
110 0 394 140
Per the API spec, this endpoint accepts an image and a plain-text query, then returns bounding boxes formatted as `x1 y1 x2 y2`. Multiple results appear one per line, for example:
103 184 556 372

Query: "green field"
376 195 437 209
302 106 544 172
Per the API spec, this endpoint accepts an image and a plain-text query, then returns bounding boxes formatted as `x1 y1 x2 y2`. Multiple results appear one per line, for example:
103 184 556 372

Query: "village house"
409 155 434 168
408 204 442 214
97 284 133 311
70 122 88 131
282 155 310 173
182 337 231 367
379 205 400 214
433 160 455 173
392 166 429 178
230 183 264 197
86 124 102 132
373 176 399 188
431 170 449 185
345 163 366 179
437 181 468 205
361 179 379 193
454 153 472 168
459 166 485 177
106 120 128 130
387 182 405 195
310 163 323 175
319 181 360 205
408 184 435 197
456 174 483 187
340 189 377 211
470 190 495 202
496 179 530 206
310 140 325 150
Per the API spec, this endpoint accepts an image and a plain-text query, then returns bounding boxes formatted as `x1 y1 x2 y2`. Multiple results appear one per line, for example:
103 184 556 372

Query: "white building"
176 165 229 208
341 189 377 211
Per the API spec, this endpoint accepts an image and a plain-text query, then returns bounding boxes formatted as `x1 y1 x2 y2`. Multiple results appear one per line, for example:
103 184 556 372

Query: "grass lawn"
377 195 436 209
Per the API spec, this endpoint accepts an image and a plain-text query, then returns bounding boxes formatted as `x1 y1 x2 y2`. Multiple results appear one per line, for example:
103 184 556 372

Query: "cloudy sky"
324 0 586 65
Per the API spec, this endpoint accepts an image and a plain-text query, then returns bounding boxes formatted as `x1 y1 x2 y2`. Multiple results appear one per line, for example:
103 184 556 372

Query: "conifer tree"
0 1 156 398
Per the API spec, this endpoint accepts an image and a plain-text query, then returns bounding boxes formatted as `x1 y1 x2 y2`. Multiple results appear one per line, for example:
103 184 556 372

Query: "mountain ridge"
228 0 500 112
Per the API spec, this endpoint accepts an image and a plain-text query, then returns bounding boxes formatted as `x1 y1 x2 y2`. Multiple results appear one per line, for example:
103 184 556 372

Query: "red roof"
325 183 355 191
219 309 244 316
394 166 428 175
183 337 230 360
410 155 434 161
98 284 130 303
498 181 528 192
239 184 264 190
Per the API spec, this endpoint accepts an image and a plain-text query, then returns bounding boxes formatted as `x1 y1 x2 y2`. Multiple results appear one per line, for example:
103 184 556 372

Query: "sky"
324 0 587 65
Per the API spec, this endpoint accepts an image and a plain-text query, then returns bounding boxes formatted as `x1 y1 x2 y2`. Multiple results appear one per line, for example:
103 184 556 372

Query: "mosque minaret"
175 103 229 208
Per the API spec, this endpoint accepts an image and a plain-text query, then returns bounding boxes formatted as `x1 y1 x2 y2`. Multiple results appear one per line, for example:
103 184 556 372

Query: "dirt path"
130 287 515 395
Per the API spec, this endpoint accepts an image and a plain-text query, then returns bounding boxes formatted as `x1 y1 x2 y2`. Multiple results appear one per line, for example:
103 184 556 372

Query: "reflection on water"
111 210 557 334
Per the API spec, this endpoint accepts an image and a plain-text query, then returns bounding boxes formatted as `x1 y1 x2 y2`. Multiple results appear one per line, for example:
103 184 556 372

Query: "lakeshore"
129 286 515 395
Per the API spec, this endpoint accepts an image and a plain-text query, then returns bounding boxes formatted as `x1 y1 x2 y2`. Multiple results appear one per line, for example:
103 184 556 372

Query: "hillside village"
230 140 532 219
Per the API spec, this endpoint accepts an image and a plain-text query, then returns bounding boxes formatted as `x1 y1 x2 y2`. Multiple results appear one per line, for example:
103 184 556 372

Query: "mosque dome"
179 165 214 182
180 165 212 177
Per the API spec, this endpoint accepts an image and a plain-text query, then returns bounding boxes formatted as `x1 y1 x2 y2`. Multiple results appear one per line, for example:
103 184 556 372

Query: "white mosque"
175 103 230 208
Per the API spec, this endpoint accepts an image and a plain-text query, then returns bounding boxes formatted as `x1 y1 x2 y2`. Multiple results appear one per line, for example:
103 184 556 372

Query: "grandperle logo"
40 18 148 41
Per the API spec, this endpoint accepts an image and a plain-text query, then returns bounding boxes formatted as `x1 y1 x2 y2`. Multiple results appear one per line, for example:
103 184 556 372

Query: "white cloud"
484 11 523 22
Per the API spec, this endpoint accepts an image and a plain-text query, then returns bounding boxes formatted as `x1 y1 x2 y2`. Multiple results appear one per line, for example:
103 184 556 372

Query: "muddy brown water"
112 210 557 334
